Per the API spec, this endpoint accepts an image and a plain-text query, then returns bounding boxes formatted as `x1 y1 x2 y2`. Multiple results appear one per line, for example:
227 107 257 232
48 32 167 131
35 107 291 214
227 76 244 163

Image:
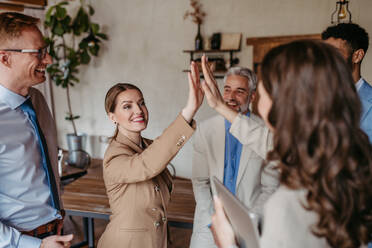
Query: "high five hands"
182 55 239 123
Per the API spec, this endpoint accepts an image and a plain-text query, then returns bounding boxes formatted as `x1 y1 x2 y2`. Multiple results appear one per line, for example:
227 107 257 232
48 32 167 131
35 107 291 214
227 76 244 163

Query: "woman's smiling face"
109 89 149 137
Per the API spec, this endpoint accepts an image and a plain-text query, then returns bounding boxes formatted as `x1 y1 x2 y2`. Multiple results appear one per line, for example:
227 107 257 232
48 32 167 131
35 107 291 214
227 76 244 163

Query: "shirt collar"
0 84 29 110
355 78 364 92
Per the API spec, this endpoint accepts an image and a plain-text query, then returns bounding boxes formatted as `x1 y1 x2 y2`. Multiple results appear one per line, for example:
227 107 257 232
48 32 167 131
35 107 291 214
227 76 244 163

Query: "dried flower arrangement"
184 0 206 24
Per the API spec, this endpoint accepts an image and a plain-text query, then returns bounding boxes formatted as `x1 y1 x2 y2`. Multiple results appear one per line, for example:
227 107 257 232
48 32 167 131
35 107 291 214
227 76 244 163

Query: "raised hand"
181 61 204 123
201 55 238 123
200 55 224 109
41 234 73 248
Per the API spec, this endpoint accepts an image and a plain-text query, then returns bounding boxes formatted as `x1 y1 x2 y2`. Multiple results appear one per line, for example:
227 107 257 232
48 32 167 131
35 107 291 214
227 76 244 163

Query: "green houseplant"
44 0 108 166
44 0 107 135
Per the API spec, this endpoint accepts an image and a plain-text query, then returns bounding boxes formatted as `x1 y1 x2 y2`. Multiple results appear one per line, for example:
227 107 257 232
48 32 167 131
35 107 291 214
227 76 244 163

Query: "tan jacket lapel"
115 132 143 153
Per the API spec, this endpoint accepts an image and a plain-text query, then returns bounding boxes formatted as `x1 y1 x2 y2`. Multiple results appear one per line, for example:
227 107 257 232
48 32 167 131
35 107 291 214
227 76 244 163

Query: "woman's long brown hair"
261 40 372 247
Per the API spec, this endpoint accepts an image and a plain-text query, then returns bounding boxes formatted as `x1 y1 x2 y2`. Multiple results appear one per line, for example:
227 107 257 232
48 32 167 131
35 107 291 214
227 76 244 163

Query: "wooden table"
168 178 196 228
62 159 196 247
62 159 110 248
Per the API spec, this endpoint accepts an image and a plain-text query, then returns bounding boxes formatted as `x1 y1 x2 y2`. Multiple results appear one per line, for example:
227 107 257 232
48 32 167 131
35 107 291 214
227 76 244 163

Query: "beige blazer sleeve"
230 113 273 159
230 113 278 215
103 114 195 185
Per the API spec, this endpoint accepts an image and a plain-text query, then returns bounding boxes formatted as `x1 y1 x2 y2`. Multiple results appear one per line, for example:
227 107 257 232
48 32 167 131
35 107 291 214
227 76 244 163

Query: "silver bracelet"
228 245 239 248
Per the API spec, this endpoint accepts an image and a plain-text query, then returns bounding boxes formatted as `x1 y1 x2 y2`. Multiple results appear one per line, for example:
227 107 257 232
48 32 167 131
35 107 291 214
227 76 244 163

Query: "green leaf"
89 44 99 56
79 40 89 49
72 7 90 35
61 16 72 33
55 77 62 86
70 75 80 83
44 37 52 45
96 33 108 40
91 23 99 34
53 23 65 36
45 6 56 23
62 78 69 88
56 6 67 19
88 5 95 15
81 13 90 33
80 50 91 64
48 16 57 31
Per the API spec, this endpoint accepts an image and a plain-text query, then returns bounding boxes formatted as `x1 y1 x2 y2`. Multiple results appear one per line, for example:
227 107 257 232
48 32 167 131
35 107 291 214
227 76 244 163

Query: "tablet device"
212 176 260 248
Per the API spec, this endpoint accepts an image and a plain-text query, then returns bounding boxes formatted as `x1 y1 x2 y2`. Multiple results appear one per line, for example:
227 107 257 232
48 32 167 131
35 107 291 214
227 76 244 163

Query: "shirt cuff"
18 234 42 248
178 112 197 129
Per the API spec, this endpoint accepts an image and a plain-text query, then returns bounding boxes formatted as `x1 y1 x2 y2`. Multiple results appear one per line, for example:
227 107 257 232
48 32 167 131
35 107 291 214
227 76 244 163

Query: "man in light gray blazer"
322 23 372 143
190 67 279 248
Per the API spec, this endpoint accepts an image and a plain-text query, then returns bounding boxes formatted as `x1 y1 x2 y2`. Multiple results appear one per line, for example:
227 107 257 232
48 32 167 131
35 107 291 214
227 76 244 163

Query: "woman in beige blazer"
97 63 203 248
201 41 372 248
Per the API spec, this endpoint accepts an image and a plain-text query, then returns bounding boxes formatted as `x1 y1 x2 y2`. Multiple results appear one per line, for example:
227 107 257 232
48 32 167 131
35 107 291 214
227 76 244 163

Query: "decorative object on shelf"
195 23 203 50
220 33 242 50
204 36 211 50
44 0 108 165
211 33 221 50
183 49 240 78
331 0 352 24
184 0 206 50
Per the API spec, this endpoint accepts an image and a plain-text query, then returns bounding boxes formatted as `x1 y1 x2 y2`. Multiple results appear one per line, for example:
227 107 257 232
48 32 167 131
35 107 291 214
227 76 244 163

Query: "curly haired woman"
201 41 372 248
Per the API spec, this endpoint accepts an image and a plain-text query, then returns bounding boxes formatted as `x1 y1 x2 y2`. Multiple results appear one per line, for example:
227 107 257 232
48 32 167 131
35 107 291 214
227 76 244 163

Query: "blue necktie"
20 98 61 211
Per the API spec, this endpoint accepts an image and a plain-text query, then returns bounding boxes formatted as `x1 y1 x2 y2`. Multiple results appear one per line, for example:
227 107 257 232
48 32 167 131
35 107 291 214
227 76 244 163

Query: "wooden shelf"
182 70 226 79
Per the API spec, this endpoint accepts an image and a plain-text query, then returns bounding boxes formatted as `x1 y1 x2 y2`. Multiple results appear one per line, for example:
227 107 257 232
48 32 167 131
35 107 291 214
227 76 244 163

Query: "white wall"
49 0 372 178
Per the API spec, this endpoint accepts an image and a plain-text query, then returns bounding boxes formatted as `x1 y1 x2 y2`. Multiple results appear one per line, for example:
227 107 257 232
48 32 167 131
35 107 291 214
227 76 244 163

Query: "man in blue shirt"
190 67 279 248
322 23 372 144
323 23 372 248
0 12 73 247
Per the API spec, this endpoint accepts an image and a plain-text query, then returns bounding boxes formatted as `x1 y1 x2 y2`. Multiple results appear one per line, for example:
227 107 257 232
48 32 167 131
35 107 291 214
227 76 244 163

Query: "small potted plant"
44 0 108 166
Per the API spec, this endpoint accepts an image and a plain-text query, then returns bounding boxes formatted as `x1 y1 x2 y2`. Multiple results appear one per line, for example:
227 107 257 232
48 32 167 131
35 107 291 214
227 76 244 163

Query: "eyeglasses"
1 46 49 60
